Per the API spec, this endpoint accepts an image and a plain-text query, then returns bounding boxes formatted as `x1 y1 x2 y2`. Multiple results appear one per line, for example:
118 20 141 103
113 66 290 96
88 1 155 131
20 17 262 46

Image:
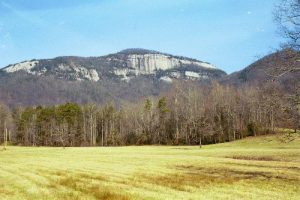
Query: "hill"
222 49 300 93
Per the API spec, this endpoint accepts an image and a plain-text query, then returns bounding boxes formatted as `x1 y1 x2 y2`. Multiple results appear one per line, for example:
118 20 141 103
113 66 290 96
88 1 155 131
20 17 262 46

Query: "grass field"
0 135 299 200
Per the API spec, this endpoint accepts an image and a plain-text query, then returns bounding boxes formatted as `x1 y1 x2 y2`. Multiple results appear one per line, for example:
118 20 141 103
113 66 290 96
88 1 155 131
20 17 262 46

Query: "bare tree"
275 0 300 50
0 104 12 149
272 1 300 134
273 0 300 76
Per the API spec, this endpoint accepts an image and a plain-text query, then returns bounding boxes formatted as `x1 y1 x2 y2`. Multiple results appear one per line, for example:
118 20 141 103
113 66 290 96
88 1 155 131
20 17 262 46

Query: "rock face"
0 48 227 106
111 52 218 82
126 54 216 74
3 60 39 74
1 48 225 83
103 49 225 83
3 59 100 82
55 64 100 81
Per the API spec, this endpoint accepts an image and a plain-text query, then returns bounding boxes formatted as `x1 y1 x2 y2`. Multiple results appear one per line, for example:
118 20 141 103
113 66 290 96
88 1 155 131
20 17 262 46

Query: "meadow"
0 135 299 200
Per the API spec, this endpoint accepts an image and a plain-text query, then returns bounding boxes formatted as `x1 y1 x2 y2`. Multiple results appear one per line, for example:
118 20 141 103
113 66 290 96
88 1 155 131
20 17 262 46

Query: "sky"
0 0 283 73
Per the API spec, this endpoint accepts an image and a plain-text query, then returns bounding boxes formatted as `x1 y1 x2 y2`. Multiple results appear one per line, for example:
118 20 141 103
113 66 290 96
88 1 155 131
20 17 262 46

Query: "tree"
143 98 153 141
275 0 300 50
82 104 98 146
157 97 169 144
0 104 12 149
273 1 300 133
273 0 300 77
36 106 56 146
101 105 116 146
56 103 83 146
18 107 36 146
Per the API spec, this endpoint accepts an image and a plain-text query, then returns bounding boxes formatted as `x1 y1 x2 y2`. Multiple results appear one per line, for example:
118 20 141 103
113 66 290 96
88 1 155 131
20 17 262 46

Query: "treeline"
0 82 299 147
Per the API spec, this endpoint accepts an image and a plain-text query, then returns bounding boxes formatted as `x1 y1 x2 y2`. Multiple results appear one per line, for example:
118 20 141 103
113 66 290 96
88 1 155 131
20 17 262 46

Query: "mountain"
0 48 226 107
222 49 300 92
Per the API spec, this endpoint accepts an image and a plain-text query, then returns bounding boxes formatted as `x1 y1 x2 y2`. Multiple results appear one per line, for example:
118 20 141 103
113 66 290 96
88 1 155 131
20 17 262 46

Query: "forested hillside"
222 49 300 93
1 82 298 147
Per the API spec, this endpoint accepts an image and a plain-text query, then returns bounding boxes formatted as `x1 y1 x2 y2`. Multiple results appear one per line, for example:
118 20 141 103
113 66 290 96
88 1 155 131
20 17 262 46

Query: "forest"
0 81 299 147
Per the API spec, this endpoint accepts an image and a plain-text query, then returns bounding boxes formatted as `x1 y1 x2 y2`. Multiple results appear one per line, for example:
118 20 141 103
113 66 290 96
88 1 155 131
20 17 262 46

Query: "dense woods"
1 81 298 147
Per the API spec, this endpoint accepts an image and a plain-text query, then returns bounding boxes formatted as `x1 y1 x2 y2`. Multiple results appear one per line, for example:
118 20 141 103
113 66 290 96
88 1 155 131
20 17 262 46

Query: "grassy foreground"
0 135 299 200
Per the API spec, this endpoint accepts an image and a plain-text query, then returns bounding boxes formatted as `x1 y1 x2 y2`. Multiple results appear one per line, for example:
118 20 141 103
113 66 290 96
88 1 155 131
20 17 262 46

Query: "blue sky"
0 0 282 73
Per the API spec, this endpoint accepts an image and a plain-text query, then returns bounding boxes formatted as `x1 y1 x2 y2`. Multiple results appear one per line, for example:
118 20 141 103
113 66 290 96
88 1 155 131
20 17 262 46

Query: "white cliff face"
89 69 100 82
169 72 181 78
126 54 216 74
185 71 209 80
112 53 217 81
160 76 173 83
73 66 99 81
127 54 177 73
185 71 200 78
4 61 100 82
114 68 135 76
113 68 135 82
58 64 100 82
4 61 39 74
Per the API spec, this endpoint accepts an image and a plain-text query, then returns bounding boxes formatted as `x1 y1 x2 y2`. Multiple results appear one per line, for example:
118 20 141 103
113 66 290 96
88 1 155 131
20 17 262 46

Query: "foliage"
1 82 296 147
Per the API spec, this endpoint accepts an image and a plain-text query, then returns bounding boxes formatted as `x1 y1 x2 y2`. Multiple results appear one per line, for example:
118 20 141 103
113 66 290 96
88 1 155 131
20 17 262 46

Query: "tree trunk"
101 119 104 147
199 134 202 148
233 130 236 141
3 122 7 149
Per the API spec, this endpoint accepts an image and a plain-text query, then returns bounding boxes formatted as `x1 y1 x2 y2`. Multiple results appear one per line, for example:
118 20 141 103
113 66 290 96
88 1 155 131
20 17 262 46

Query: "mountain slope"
222 49 300 92
0 49 226 107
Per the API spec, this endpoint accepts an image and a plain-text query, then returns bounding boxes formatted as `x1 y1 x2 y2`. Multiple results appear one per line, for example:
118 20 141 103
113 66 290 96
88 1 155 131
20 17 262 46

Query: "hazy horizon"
0 0 283 73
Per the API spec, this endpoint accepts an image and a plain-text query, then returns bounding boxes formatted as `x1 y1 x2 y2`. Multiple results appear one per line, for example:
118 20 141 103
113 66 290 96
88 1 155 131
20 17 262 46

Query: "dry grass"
226 155 279 161
0 135 299 199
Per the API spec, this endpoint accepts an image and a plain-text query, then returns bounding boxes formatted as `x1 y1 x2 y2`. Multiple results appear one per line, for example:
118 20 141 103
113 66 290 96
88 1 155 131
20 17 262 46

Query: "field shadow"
225 155 280 161
38 169 131 200
135 164 299 192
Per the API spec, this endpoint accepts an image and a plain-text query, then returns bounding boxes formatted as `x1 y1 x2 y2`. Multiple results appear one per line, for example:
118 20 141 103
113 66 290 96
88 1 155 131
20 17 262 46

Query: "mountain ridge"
1 48 225 82
0 48 226 107
221 49 300 93
1 48 298 107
